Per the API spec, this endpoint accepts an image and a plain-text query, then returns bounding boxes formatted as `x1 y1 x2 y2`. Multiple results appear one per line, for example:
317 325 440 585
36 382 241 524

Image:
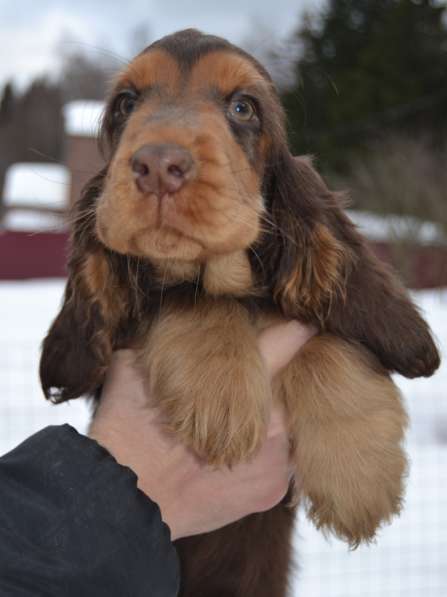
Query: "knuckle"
255 477 290 512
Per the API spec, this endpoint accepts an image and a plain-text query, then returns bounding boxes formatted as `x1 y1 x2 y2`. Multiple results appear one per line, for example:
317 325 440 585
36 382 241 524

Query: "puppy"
40 29 440 596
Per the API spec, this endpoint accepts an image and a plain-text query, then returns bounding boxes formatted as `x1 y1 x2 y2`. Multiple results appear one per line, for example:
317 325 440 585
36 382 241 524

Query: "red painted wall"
0 231 69 280
371 242 447 290
0 230 446 288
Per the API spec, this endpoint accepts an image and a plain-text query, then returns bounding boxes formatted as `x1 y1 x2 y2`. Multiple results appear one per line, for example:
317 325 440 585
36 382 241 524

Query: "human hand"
89 321 315 540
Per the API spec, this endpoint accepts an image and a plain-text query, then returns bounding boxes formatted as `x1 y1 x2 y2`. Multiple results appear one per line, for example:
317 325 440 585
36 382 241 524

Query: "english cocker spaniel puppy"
40 29 440 597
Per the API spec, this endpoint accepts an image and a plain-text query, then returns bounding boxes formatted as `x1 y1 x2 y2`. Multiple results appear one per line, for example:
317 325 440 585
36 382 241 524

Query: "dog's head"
98 29 273 262
96 29 348 300
40 29 354 402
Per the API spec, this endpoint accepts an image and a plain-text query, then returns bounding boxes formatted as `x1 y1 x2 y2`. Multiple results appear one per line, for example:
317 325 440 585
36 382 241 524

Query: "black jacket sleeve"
0 425 180 597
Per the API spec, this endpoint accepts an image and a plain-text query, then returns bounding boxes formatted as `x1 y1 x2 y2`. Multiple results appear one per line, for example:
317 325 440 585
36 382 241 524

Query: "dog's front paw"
302 446 406 548
293 401 408 547
301 392 407 546
152 354 270 467
282 335 409 546
142 301 271 467
170 382 269 467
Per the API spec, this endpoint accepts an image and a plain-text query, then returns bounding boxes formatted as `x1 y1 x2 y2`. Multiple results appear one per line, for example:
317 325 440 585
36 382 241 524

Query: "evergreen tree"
0 82 15 125
0 82 17 202
0 79 64 202
19 79 64 163
282 0 447 171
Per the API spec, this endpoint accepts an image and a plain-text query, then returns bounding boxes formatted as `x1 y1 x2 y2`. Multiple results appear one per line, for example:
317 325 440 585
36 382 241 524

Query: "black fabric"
0 425 180 596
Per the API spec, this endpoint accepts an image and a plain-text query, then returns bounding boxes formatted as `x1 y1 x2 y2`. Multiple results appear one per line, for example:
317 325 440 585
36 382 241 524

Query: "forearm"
0 425 179 597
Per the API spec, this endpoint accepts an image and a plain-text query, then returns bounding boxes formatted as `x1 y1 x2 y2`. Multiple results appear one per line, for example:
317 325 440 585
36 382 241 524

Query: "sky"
0 0 323 90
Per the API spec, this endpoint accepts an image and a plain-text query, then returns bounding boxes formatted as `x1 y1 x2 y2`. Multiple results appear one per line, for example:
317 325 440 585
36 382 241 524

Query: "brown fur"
274 222 350 322
278 335 407 547
141 299 271 466
118 49 181 93
40 29 440 596
203 251 254 296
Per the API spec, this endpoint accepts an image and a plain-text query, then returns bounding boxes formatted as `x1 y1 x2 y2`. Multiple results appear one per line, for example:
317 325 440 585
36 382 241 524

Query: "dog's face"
96 29 285 263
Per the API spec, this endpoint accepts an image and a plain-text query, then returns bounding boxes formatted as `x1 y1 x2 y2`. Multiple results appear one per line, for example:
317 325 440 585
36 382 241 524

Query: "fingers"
100 349 150 410
258 320 317 378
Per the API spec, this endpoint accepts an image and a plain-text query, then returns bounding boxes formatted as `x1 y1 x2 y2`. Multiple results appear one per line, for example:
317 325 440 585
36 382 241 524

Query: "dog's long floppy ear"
260 151 354 324
261 152 440 378
40 172 127 403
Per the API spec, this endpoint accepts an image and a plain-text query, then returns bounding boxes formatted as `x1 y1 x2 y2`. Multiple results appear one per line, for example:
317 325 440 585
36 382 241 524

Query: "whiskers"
193 267 201 305
126 255 145 314
159 262 169 316
66 206 97 240
198 158 299 249
248 245 266 277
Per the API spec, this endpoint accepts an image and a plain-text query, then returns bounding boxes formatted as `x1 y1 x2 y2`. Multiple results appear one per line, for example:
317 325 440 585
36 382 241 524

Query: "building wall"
0 231 69 279
1 227 446 288
65 135 104 206
371 242 447 290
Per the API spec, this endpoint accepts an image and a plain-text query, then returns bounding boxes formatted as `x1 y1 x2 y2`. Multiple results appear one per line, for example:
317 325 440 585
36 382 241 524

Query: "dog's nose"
131 144 194 197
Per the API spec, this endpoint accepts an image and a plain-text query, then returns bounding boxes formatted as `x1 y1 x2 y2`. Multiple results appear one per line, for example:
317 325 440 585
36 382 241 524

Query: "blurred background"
0 1 446 595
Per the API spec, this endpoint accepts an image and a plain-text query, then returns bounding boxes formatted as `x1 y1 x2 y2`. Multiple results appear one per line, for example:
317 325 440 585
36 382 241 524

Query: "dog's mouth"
96 202 205 261
95 121 264 263
132 225 206 261
96 169 263 263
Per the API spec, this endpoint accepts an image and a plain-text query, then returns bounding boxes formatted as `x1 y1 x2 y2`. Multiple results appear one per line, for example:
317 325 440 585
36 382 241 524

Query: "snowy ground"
1 280 446 597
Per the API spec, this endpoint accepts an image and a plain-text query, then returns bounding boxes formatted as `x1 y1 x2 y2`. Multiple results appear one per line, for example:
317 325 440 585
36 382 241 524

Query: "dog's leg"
140 298 271 466
176 503 296 597
278 334 408 547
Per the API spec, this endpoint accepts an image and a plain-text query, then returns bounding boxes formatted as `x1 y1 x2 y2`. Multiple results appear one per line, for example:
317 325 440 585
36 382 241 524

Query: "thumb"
258 321 317 378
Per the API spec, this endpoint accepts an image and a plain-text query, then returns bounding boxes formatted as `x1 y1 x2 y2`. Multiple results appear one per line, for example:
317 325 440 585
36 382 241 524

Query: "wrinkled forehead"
116 46 273 100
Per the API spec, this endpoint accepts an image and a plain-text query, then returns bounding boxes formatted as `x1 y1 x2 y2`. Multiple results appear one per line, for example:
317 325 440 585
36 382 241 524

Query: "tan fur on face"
96 105 263 262
277 334 408 547
189 52 267 95
116 49 181 94
151 259 200 286
203 251 254 296
96 50 268 268
190 51 278 169
148 249 255 296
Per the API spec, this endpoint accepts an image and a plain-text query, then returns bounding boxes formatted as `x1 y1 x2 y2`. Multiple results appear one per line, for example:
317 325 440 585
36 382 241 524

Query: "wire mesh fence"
1 279 446 596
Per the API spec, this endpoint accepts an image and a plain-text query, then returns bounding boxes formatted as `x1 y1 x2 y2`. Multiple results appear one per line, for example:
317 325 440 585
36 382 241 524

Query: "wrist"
89 423 192 540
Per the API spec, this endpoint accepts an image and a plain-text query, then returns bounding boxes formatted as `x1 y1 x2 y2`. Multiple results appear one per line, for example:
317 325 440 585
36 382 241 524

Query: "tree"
128 23 152 57
0 82 15 126
282 0 447 172
19 78 64 163
59 50 115 101
0 79 64 204
0 83 15 199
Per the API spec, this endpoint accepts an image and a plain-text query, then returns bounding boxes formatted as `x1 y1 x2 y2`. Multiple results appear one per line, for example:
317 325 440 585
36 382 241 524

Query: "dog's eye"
113 91 138 119
228 98 255 122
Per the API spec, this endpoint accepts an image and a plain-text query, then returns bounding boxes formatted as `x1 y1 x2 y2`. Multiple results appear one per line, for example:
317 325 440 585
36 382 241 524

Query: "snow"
64 100 104 137
0 280 91 451
2 209 66 232
2 162 69 209
0 280 446 596
347 209 446 245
